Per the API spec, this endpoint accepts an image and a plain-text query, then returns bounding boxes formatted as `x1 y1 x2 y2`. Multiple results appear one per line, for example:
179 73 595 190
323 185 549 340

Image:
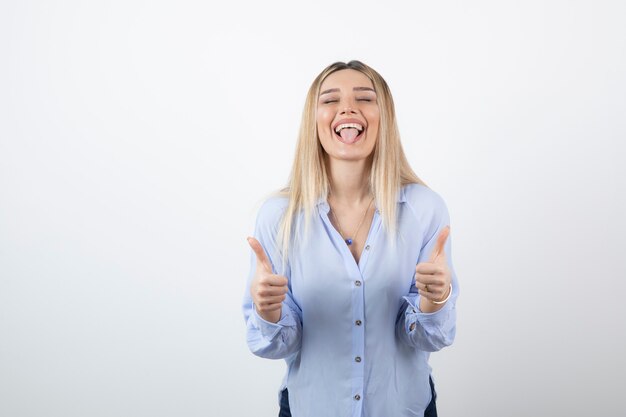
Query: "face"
316 69 380 162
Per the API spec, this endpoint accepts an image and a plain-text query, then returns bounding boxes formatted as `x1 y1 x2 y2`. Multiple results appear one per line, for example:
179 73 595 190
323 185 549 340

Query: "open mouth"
334 122 365 144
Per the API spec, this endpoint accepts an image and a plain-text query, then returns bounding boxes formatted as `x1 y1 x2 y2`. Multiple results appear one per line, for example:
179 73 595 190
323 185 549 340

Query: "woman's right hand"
247 237 289 324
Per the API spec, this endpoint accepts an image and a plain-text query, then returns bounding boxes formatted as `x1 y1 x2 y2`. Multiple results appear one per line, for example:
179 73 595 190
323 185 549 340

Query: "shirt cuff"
403 294 453 332
251 303 296 340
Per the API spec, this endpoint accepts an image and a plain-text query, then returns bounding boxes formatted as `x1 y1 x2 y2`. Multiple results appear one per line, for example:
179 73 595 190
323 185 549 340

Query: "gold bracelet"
430 283 452 305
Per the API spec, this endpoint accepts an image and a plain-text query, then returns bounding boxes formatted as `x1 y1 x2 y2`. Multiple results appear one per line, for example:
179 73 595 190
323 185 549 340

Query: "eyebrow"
319 87 376 95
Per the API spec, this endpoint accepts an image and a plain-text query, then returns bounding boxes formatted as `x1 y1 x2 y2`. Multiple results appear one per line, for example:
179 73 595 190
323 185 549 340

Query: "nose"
340 106 357 115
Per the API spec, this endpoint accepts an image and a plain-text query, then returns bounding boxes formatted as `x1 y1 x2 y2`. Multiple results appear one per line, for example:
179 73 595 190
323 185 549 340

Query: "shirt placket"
321 206 381 416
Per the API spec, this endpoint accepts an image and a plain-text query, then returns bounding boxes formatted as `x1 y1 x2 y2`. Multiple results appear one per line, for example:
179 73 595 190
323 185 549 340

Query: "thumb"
247 237 273 273
429 225 450 262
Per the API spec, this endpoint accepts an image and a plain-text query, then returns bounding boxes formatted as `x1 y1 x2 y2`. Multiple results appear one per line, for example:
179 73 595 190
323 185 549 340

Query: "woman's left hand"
415 226 451 310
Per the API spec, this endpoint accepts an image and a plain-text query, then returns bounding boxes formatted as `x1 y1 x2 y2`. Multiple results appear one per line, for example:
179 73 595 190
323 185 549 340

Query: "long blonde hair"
274 60 426 264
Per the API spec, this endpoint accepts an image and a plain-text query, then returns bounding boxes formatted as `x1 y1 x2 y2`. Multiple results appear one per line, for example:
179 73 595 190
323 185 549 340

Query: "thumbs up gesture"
247 237 289 324
415 226 452 311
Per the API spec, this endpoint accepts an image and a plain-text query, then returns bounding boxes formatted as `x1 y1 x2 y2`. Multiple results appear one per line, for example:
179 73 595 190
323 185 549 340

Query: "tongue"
339 128 360 143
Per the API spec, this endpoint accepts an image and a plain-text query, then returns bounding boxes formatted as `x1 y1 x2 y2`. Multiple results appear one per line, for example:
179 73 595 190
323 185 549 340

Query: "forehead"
319 69 374 92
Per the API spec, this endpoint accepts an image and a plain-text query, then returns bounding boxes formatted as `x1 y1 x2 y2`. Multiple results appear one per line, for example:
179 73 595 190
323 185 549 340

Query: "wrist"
257 305 282 324
430 283 452 305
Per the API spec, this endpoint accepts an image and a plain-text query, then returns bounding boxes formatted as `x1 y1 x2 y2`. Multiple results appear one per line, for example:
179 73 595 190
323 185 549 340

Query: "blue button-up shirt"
243 183 459 416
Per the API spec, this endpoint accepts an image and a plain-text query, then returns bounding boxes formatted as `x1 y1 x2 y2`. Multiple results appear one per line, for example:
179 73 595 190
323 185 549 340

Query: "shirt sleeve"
396 188 459 352
242 198 302 360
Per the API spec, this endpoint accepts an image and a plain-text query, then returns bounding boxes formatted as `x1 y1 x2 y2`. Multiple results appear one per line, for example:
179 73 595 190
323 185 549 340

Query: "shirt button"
355 280 361 287
365 245 370 250
355 356 361 362
354 394 361 401
355 320 362 326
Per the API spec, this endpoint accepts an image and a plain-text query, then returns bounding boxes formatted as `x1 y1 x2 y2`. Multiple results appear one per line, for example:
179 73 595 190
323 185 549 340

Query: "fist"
415 226 452 306
247 237 289 323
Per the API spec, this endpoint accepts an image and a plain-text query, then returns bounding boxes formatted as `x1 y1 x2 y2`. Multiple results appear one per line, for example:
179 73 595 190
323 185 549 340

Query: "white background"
1 1 625 416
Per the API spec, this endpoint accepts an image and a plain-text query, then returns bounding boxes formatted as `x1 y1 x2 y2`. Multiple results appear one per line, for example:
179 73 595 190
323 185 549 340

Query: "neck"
326 156 373 206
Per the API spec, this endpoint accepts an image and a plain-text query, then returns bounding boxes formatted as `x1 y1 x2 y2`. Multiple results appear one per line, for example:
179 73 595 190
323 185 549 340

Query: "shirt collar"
316 186 406 214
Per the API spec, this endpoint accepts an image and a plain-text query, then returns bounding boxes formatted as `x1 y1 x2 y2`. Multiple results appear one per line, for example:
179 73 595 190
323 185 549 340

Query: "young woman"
243 60 459 417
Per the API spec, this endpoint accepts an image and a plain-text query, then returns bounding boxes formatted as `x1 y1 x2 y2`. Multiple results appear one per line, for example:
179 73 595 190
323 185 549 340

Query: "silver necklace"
330 197 375 246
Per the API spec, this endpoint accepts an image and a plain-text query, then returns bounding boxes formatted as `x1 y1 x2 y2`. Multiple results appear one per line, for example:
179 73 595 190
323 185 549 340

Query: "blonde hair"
274 60 426 265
